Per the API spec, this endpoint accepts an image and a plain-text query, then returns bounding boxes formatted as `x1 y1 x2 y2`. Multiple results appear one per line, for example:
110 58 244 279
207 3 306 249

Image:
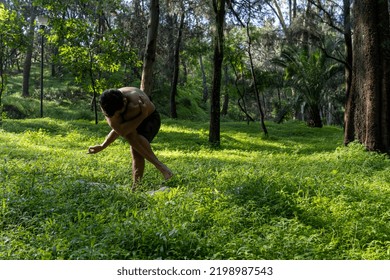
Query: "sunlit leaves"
0 3 26 121
40 0 140 94
0 3 25 49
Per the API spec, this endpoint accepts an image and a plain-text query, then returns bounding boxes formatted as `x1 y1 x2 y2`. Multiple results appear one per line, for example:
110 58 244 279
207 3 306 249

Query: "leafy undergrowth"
0 118 389 260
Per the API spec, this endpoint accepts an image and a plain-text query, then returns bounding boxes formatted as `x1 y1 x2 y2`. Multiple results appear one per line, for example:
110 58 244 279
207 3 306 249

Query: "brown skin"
88 87 173 190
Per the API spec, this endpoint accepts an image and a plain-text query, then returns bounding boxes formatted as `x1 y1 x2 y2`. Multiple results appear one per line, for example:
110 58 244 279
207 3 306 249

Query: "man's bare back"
118 87 155 121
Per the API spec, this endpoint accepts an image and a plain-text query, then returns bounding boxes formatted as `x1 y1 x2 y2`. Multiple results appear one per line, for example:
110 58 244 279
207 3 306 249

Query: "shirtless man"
88 87 173 190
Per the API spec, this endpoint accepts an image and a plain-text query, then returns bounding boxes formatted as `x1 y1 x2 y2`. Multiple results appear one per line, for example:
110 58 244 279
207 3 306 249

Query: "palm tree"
273 47 342 127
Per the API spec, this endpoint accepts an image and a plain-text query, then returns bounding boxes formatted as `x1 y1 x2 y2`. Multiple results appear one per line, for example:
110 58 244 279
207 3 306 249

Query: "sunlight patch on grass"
1 118 389 260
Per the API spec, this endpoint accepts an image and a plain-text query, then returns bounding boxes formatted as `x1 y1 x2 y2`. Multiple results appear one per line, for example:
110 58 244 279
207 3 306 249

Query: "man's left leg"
125 132 173 181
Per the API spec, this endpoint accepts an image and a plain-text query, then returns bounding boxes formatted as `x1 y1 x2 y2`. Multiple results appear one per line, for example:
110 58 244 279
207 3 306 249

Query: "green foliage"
0 3 27 121
2 91 96 121
1 115 389 260
274 47 340 105
272 47 343 126
0 4 25 50
44 0 140 95
151 83 209 121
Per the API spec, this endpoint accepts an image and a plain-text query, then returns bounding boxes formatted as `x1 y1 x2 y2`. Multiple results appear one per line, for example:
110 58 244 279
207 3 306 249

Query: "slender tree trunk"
221 64 229 116
231 63 254 123
181 60 187 84
346 0 390 153
221 94 229 116
140 0 159 98
209 0 226 146
343 0 354 144
246 22 268 135
301 1 312 53
170 12 185 119
166 14 175 81
0 53 4 126
292 0 297 18
200 54 208 102
22 9 36 97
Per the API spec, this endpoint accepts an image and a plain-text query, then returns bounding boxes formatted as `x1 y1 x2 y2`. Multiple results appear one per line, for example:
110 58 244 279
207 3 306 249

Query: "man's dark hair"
99 89 124 117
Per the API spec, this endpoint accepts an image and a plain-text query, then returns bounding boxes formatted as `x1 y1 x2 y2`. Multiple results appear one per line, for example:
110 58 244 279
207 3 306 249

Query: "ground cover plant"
0 102 389 260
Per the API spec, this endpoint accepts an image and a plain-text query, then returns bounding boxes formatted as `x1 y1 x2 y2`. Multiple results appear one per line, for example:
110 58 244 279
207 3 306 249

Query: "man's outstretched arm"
88 129 120 154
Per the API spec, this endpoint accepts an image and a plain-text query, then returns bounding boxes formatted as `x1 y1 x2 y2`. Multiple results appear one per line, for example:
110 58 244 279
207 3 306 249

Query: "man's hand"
88 145 104 154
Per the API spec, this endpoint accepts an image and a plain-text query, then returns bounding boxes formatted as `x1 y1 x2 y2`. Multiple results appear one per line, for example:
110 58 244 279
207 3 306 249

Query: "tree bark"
306 104 323 128
170 12 185 119
345 0 390 153
140 0 159 98
209 0 226 146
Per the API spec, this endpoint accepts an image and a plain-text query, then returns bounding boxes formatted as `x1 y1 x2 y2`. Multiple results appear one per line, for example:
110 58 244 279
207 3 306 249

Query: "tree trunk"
200 54 208 102
246 22 268 135
221 64 229 116
170 12 185 119
0 50 4 126
209 0 226 146
306 104 323 128
222 94 229 116
343 0 354 144
22 9 36 97
166 14 175 82
301 1 312 53
345 0 390 153
140 0 159 98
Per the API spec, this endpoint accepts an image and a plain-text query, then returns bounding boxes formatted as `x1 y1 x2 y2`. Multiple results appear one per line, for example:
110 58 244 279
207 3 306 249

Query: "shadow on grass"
2 117 343 158
158 119 342 155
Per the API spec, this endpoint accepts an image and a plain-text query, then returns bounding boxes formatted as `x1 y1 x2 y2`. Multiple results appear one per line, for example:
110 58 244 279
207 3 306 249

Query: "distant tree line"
0 0 389 152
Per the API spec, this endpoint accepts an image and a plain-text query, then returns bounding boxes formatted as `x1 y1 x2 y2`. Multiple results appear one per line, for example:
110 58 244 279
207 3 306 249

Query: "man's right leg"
131 147 145 190
125 132 173 180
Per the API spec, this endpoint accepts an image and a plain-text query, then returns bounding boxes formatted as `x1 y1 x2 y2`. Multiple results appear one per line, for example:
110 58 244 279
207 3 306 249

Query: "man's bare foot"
163 169 174 181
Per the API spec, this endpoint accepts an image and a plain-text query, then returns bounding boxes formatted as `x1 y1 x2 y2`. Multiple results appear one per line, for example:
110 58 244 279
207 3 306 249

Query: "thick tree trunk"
209 0 225 146
140 0 159 98
346 0 390 153
306 104 323 128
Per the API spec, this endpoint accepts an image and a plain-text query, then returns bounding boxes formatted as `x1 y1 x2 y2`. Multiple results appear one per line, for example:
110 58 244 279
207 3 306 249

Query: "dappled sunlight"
1 118 389 260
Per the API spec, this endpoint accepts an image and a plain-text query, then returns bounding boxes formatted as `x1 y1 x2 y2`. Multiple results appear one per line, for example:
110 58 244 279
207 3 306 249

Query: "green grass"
1 105 390 259
3 64 96 121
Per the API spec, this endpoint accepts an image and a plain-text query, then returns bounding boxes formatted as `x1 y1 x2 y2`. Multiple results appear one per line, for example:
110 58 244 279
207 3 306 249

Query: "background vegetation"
1 0 348 127
1 0 389 260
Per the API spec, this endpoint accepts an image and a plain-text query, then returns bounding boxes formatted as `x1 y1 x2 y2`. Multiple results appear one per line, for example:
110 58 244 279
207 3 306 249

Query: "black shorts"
136 110 161 142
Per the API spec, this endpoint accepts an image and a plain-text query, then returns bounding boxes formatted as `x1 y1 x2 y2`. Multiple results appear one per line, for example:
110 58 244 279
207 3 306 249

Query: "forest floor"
0 95 390 260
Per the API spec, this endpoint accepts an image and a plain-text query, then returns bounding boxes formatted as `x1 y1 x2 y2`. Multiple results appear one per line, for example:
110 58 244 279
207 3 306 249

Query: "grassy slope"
0 111 389 259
